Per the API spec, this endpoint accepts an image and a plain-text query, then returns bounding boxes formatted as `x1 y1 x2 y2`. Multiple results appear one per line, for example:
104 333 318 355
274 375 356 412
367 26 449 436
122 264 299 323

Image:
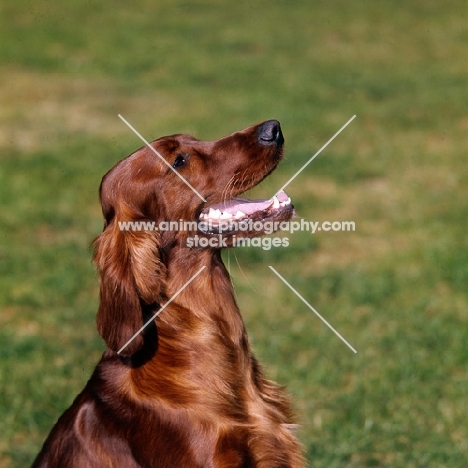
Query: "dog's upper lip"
200 190 291 221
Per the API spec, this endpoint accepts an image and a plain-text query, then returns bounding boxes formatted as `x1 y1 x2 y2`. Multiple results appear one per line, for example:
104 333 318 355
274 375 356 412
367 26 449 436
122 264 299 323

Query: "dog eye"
172 154 188 169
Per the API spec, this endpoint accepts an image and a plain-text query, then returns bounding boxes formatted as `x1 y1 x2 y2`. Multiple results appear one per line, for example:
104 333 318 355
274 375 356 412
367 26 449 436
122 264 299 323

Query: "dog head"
93 120 294 355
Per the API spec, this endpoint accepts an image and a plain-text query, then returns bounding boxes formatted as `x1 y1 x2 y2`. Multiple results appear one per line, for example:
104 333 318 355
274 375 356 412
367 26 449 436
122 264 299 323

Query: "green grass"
1 0 467 466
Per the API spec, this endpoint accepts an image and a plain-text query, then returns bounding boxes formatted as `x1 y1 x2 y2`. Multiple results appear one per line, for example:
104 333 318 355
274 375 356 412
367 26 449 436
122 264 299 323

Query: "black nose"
258 120 284 145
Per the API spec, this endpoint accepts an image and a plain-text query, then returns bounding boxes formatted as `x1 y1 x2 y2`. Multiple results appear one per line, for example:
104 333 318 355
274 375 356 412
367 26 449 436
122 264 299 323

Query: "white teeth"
208 208 221 219
235 210 246 219
201 209 236 220
279 197 291 207
272 195 280 209
271 194 292 210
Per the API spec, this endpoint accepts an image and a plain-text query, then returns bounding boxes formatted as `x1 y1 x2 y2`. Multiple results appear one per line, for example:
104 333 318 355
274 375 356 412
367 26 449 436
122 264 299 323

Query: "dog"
32 120 305 467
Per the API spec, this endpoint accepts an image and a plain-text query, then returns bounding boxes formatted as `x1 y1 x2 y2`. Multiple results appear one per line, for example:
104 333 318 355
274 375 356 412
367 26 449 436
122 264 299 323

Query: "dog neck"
162 247 245 344
126 247 252 408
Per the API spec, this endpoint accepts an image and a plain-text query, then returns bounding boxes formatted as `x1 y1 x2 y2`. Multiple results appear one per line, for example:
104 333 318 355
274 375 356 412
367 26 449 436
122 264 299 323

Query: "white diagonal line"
269 266 357 353
118 114 206 202
117 265 206 354
275 115 356 196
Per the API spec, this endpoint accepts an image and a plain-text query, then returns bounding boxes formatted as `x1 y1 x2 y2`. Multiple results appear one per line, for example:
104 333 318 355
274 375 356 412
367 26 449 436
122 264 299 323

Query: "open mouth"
199 189 293 234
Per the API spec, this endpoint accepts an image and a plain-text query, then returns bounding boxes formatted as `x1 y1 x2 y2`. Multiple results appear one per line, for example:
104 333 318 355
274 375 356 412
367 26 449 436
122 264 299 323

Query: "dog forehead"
152 134 215 157
155 134 198 149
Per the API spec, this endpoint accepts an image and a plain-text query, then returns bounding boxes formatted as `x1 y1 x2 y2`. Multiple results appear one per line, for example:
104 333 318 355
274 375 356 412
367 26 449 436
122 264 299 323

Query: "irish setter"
33 120 305 467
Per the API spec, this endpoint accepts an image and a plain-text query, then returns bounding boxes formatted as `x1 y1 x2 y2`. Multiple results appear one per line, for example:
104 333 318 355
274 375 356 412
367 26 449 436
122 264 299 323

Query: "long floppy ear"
92 218 165 356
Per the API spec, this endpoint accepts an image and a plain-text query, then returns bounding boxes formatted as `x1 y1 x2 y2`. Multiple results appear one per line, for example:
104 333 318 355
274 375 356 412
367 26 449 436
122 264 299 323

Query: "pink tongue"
207 190 289 215
218 198 273 215
276 190 289 203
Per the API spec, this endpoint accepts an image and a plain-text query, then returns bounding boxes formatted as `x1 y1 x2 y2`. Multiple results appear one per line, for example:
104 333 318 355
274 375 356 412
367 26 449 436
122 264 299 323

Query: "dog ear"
92 217 165 356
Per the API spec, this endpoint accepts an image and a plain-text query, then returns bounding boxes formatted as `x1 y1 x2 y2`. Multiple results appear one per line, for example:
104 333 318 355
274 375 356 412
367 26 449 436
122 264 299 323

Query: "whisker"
233 251 257 293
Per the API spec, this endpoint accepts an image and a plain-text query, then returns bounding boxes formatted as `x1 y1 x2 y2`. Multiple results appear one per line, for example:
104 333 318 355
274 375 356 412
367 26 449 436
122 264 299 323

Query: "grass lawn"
1 0 467 466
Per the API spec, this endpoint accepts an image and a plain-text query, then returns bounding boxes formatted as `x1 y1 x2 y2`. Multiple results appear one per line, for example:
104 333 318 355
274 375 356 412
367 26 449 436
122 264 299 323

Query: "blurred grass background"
0 0 467 466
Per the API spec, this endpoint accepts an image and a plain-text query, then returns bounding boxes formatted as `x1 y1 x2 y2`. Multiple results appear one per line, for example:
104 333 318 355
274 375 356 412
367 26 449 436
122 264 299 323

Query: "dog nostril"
259 120 283 144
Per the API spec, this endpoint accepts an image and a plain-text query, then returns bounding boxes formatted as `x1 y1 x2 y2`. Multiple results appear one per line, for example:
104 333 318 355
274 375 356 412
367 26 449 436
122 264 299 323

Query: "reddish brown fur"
33 121 305 467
